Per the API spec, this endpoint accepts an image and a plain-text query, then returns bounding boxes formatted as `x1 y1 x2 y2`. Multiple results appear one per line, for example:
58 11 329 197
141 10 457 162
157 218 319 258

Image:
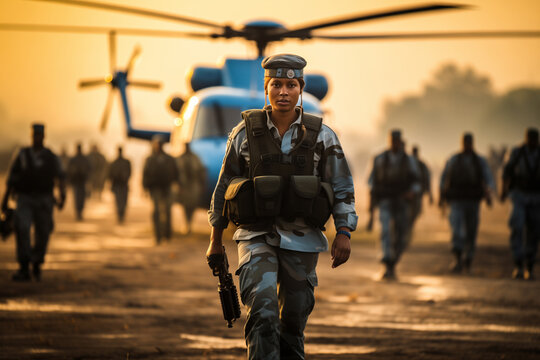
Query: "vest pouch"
282 175 320 220
224 177 256 226
306 182 334 229
253 176 283 218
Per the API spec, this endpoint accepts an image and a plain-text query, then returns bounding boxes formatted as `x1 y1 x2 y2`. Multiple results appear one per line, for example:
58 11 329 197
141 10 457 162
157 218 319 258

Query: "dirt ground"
0 192 539 360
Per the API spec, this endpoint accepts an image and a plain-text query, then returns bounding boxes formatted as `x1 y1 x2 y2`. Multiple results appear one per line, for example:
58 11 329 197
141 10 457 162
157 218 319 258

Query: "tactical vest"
372 151 414 199
507 146 540 192
13 147 58 194
444 152 484 200
223 108 334 231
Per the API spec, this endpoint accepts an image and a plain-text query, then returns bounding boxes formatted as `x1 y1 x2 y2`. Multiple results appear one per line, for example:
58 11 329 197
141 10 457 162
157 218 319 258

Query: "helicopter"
2 0 540 207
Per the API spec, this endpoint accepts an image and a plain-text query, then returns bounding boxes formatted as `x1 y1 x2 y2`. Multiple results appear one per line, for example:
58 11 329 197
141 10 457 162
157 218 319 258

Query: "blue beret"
262 54 306 79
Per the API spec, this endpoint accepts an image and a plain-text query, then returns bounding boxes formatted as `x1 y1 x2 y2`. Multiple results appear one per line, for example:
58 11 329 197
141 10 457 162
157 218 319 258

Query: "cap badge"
286 69 295 79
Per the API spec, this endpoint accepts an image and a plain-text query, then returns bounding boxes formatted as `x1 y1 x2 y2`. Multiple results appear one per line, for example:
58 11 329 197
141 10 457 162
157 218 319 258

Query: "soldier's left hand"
331 233 351 268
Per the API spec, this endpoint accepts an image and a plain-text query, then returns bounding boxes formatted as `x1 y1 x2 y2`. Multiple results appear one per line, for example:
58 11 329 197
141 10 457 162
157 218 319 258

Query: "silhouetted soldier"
176 142 206 234
143 135 178 244
67 143 91 221
1 123 66 281
501 128 540 280
440 133 494 274
410 145 434 225
87 144 108 199
368 129 421 279
108 146 131 224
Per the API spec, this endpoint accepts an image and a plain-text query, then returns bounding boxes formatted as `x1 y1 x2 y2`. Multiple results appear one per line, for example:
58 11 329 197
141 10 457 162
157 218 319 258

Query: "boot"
12 263 31 282
450 251 463 274
512 260 524 280
381 261 396 280
463 258 472 274
32 262 42 281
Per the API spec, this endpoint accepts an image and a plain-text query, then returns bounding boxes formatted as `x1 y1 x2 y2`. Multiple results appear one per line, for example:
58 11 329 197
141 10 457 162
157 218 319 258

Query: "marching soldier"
108 146 131 224
206 54 357 359
1 123 66 281
67 143 91 221
143 135 178 244
501 128 540 280
176 142 206 234
368 130 421 280
440 133 495 274
87 144 108 199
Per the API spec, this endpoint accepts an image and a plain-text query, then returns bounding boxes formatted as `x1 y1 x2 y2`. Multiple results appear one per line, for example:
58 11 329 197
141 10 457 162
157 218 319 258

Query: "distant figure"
440 133 494 274
108 146 131 224
487 145 507 193
1 123 66 281
176 143 206 234
501 128 540 280
67 143 91 221
143 135 178 244
87 144 108 200
59 146 70 173
368 129 421 280
410 145 434 224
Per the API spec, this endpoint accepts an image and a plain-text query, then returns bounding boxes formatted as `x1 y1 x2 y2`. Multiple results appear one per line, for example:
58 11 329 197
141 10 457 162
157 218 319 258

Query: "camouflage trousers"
449 200 480 262
14 193 54 265
112 183 129 222
71 182 86 220
509 193 540 265
378 198 410 264
236 237 318 360
149 187 172 243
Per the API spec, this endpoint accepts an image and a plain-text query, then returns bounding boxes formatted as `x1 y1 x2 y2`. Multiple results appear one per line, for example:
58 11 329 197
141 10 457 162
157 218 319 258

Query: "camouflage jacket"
208 111 358 253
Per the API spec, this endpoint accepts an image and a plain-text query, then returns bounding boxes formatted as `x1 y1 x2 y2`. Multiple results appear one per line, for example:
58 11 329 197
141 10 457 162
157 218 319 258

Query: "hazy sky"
1 0 539 161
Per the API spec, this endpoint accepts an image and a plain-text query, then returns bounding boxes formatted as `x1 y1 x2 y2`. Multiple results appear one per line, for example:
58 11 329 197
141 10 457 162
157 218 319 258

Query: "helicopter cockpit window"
192 103 243 140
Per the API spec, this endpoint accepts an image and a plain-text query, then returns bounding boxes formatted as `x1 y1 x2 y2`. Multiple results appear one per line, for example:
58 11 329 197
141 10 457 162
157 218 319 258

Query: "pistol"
207 247 241 328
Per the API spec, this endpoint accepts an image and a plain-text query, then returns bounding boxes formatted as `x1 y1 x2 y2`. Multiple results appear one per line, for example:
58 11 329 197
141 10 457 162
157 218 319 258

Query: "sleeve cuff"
334 213 358 232
208 211 229 229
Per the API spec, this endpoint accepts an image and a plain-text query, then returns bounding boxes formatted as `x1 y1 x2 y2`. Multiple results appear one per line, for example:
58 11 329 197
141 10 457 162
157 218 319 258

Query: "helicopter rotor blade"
0 23 216 38
79 77 110 88
125 45 141 74
277 3 466 38
99 89 115 131
128 80 161 89
109 30 116 73
310 30 540 40
29 0 223 29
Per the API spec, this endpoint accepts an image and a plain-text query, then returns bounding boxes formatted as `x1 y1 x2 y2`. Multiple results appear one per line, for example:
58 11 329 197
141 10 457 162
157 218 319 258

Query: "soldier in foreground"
67 143 91 221
143 135 178 244
368 130 420 280
501 128 540 280
1 124 66 281
440 133 494 274
176 142 206 234
108 146 131 224
206 54 357 359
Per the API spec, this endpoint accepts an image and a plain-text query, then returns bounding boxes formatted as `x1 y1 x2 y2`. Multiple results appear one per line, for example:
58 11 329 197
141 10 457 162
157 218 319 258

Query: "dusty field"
0 192 539 360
